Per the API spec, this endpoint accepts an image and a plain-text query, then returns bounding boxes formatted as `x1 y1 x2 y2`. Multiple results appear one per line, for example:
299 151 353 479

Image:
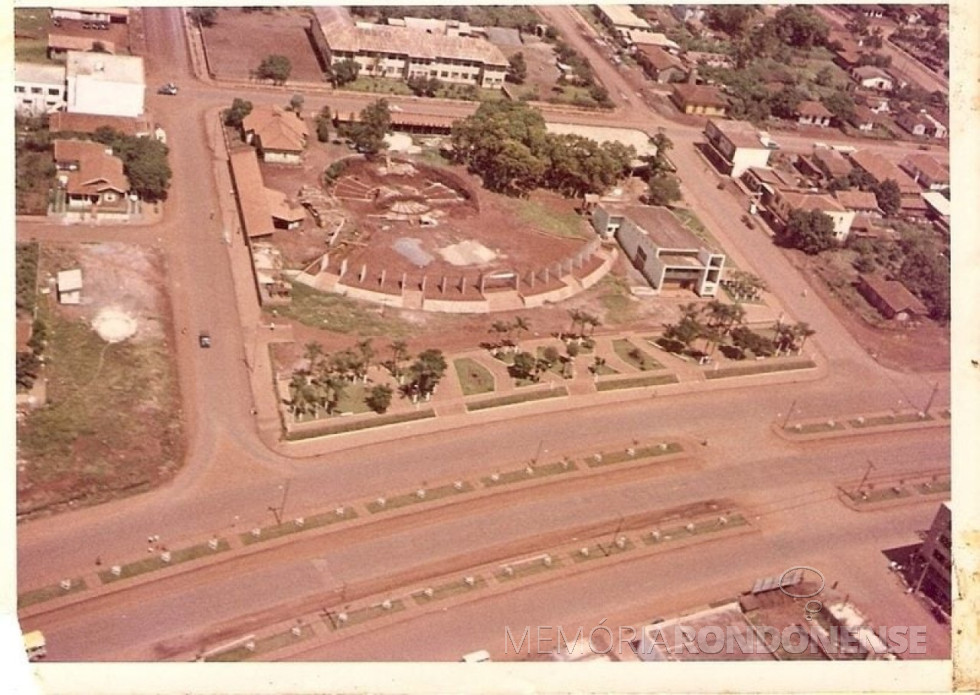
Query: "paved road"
16 6 951 663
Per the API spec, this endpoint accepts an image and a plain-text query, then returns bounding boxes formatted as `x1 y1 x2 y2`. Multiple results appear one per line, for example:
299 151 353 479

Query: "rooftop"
812 148 852 177
603 203 713 252
708 119 768 149
65 51 144 85
265 187 306 222
852 65 892 81
596 5 650 29
859 274 928 315
901 154 949 183
636 45 684 71
777 189 847 213
834 189 881 212
48 33 116 54
57 269 83 292
921 190 951 217
229 148 275 239
53 138 129 195
626 30 679 50
243 105 309 153
847 150 920 193
15 61 66 85
49 111 150 136
673 83 727 108
797 100 833 118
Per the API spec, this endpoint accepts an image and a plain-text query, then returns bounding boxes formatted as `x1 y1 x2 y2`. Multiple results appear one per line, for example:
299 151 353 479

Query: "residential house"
704 119 773 177
834 190 882 217
683 51 733 69
796 100 834 127
636 46 686 83
810 147 853 181
896 110 948 139
885 66 919 91
846 150 921 196
921 190 951 235
900 154 950 190
14 62 67 116
765 188 856 243
309 8 508 89
849 105 878 132
861 94 890 113
52 138 132 215
591 203 724 297
242 105 309 164
625 30 680 52
741 166 791 196
48 34 116 60
51 7 130 24
56 269 82 304
266 188 306 230
595 5 650 42
229 148 276 239
65 51 145 117
831 37 866 70
850 66 893 91
856 274 928 321
899 194 930 221
671 84 728 116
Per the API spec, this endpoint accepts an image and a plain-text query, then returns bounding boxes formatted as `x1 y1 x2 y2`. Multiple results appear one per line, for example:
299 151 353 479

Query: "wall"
261 149 302 165
730 148 772 178
67 76 144 117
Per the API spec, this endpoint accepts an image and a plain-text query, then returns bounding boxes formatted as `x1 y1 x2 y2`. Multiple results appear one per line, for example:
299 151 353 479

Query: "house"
52 139 132 213
625 30 680 51
765 188 856 243
850 66 893 91
14 62 67 116
65 51 145 118
849 104 878 132
741 166 791 196
810 147 853 181
861 94 890 113
56 269 83 304
51 7 129 24
856 274 928 321
591 203 724 297
795 100 834 127
671 6 706 24
229 148 276 239
47 34 116 60
595 5 650 42
900 154 950 190
309 8 508 89
896 110 948 139
922 190 951 235
859 5 885 19
831 38 866 70
683 51 733 69
242 105 309 164
266 188 306 230
703 119 772 177
635 46 686 83
899 194 930 221
671 84 728 116
833 190 882 217
846 150 921 196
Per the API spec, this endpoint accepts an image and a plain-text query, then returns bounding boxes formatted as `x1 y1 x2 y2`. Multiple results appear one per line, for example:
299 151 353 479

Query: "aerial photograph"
11 2 967 691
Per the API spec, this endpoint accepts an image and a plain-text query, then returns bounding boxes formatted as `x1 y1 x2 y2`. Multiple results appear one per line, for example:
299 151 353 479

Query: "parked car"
158 83 178 96
198 331 211 348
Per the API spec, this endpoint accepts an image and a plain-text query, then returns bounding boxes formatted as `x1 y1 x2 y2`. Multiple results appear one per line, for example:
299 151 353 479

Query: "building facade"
704 119 773 177
914 501 951 615
14 62 67 116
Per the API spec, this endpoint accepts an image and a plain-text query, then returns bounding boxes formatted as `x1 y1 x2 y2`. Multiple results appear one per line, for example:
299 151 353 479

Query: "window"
31 87 42 94
48 88 60 95
15 86 25 93
440 71 448 78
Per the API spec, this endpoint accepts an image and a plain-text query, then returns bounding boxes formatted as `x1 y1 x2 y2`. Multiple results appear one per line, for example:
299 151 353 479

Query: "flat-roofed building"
913 502 951 616
704 119 773 177
14 62 67 116
592 203 724 297
766 188 856 243
56 269 83 304
65 50 144 117
595 5 650 42
51 7 129 24
309 8 507 90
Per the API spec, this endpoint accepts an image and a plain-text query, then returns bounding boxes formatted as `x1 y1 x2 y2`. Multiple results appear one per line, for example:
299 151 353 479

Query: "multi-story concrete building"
914 501 951 615
703 119 774 177
592 203 725 297
65 50 145 117
309 8 507 90
765 188 856 243
14 62 67 116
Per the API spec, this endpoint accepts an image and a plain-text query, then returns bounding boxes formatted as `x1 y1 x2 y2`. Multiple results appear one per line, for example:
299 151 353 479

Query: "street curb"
771 413 948 443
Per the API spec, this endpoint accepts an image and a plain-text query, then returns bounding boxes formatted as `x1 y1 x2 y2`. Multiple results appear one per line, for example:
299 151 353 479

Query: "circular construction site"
311 156 612 312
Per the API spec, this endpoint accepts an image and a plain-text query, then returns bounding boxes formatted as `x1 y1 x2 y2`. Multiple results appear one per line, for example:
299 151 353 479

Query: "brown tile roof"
243 105 309 153
601 204 713 252
900 154 949 184
49 111 149 136
859 274 927 315
834 190 881 212
229 148 275 239
847 150 920 194
852 66 892 82
709 119 766 149
673 83 727 108
48 33 116 54
265 187 306 223
321 20 508 67
812 148 852 178
797 100 833 119
851 104 877 125
778 189 846 213
53 139 129 195
636 45 683 71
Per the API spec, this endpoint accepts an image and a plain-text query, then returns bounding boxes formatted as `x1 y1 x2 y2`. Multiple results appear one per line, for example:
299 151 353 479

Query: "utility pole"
782 398 798 428
856 460 875 496
924 381 939 414
269 480 290 525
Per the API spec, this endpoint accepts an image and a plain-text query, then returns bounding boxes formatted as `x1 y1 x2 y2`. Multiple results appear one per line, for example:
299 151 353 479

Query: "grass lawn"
513 198 592 240
705 359 816 380
467 387 567 412
18 294 182 516
241 506 359 545
595 373 678 391
454 358 495 396
346 76 414 96
274 282 414 337
597 275 638 325
335 382 371 415
612 339 662 371
285 408 435 439
15 9 57 64
18 577 88 609
206 624 314 661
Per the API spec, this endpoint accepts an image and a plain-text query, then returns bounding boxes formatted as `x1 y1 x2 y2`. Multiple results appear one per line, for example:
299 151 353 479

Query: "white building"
65 51 145 117
14 62 67 116
56 269 83 304
704 119 773 178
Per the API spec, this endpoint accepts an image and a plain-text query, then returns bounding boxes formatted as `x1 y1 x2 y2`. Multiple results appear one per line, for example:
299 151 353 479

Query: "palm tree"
581 312 601 336
511 316 530 346
302 341 324 374
794 322 816 352
355 338 375 382
388 339 409 380
567 308 585 338
489 319 510 349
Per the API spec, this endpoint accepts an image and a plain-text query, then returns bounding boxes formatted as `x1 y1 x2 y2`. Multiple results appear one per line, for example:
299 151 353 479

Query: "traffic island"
466 387 568 412
585 442 682 468
240 506 358 545
411 576 488 606
324 599 407 631
779 409 946 441
482 459 578 487
366 481 475 514
595 373 679 391
838 475 950 512
203 623 314 662
495 555 562 582
642 514 748 546
704 359 817 380
99 538 232 584
17 577 89 609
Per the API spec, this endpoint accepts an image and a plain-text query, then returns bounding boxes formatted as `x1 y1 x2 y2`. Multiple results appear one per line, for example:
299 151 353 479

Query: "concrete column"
420 275 427 293
359 264 366 283
379 269 386 287
459 276 467 294
440 276 447 294
339 258 348 278
543 267 550 283
320 253 330 272
479 274 486 294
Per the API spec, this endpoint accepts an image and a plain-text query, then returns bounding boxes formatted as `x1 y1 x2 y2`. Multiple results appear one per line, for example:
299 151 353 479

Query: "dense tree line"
91 127 172 201
450 101 634 197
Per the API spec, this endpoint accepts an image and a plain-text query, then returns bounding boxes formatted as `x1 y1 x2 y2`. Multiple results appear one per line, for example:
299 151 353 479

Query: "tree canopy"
346 99 392 155
224 98 253 128
776 209 837 254
93 127 172 201
331 59 360 87
873 179 902 217
507 52 528 84
256 54 291 85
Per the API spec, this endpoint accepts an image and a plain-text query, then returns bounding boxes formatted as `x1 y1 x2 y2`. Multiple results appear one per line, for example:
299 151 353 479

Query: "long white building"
14 62 67 116
65 50 145 117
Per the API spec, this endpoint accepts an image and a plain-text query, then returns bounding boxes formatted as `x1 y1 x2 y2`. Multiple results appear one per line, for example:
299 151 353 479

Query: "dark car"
158 83 178 96
198 332 211 348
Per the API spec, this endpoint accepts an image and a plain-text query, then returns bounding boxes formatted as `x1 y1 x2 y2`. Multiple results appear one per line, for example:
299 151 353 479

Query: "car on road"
158 83 178 96
198 331 211 348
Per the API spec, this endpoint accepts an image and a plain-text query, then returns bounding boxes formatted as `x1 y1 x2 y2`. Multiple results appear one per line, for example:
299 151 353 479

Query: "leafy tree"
581 312 601 336
511 351 539 381
588 84 613 107
646 173 682 207
315 106 331 143
847 168 877 191
406 348 447 399
730 326 775 357
387 339 409 379
332 58 360 87
705 6 757 37
822 91 855 122
873 179 902 217
777 209 837 254
17 351 42 390
664 314 702 349
289 94 304 114
541 346 560 368
189 7 217 27
511 316 531 346
565 341 580 359
92 41 109 53
770 85 806 119
256 55 291 85
348 99 392 155
900 246 949 322
365 384 394 414
648 130 674 177
769 5 829 49
224 98 253 128
815 65 836 87
92 128 172 201
507 52 528 84
407 75 441 97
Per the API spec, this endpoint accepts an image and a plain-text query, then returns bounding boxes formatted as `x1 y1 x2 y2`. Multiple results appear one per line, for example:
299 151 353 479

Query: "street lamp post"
856 460 875 497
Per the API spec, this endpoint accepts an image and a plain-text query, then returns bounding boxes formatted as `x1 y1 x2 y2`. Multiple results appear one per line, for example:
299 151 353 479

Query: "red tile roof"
243 105 309 153
229 148 275 239
797 100 833 119
859 274 927 316
53 139 129 195
834 189 881 212
673 83 727 109
636 45 683 72
900 154 949 184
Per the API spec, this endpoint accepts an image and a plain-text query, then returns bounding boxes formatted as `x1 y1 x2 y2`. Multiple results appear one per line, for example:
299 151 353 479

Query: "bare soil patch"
201 7 324 83
16 242 183 520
